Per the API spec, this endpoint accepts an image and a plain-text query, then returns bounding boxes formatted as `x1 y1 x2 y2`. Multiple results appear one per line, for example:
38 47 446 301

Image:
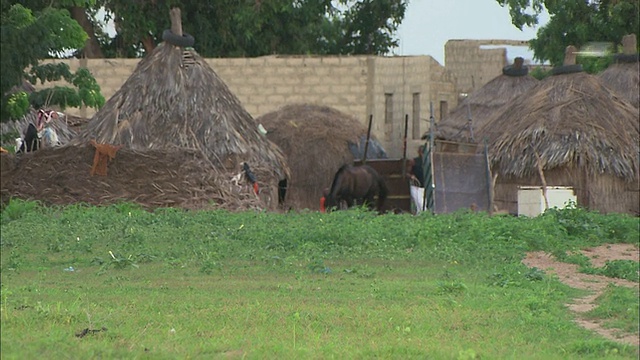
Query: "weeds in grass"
585 284 640 334
590 260 640 282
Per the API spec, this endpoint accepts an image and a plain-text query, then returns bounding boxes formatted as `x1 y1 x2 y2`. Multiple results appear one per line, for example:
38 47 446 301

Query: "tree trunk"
69 7 104 58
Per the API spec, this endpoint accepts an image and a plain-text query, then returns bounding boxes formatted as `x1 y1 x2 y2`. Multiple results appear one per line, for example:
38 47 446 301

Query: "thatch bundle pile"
600 34 639 108
478 46 640 214
435 57 538 142
1 145 264 211
65 8 289 210
256 104 387 210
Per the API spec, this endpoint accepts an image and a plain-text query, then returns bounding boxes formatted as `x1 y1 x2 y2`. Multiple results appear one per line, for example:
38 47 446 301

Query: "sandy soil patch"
522 243 639 346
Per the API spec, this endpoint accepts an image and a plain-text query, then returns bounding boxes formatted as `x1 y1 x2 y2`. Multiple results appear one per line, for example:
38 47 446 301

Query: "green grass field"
1 200 638 359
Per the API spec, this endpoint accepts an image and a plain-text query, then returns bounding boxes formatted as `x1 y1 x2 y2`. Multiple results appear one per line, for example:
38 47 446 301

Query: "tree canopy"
0 2 105 121
93 0 407 58
497 0 639 67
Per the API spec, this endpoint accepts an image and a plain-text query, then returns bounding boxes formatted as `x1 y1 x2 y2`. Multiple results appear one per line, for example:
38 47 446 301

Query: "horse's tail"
327 164 350 208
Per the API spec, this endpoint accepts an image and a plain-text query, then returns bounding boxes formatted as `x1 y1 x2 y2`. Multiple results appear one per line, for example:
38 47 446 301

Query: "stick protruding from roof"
564 45 578 66
170 8 183 36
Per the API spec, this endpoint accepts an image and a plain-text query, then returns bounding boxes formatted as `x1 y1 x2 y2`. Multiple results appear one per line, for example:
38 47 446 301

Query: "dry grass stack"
70 8 288 209
435 57 538 143
600 34 639 108
478 46 640 215
256 104 386 210
1 145 264 211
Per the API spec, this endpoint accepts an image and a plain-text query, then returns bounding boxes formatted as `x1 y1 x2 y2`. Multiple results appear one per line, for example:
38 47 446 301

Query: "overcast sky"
395 0 550 65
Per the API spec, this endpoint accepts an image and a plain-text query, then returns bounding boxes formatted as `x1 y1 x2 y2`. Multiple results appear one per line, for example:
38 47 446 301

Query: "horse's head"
325 165 350 211
324 187 339 211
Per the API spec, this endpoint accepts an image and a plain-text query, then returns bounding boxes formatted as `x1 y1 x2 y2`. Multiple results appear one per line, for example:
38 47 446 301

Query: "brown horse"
325 164 388 212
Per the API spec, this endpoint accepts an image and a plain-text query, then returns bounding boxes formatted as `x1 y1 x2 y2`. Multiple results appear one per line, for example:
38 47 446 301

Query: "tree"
0 2 105 121
92 0 407 58
497 0 639 67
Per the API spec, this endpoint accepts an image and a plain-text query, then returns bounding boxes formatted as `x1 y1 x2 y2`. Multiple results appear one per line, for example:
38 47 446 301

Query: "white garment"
410 185 426 214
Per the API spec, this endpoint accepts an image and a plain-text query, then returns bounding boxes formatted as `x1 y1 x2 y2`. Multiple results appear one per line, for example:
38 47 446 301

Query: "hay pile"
1 145 264 211
435 57 538 142
256 104 387 210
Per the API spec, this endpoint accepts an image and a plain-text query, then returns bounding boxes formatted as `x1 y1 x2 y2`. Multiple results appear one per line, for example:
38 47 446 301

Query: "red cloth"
320 196 326 213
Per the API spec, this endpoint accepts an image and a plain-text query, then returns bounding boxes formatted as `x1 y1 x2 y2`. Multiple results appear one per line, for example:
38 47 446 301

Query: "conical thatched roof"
435 57 538 142
73 28 288 183
256 104 387 210
478 70 639 180
599 34 639 108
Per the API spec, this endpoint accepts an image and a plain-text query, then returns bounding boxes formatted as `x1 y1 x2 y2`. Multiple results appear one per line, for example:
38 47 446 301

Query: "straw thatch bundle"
478 51 639 214
1 145 265 211
599 34 639 108
435 57 538 142
256 104 387 210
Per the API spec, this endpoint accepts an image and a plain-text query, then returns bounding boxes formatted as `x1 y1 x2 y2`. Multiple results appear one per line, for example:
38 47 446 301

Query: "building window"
440 100 449 121
385 93 393 124
412 93 421 139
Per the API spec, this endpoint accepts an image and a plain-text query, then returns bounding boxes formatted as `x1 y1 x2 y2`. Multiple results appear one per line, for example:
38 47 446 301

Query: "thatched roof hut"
435 57 538 143
256 104 387 210
600 34 639 108
72 9 289 209
478 46 640 215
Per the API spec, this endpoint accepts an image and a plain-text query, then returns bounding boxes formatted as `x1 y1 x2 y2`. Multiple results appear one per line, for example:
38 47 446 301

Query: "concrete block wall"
207 56 369 120
444 39 530 97
35 54 459 157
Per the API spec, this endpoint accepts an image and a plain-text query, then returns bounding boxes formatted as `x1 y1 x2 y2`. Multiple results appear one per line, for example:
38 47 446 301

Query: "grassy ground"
1 200 638 359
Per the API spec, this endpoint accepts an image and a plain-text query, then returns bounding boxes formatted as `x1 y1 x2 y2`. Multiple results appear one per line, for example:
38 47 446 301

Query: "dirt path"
522 243 639 346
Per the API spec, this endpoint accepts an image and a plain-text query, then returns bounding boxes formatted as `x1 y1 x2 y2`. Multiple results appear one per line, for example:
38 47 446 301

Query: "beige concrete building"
39 55 457 157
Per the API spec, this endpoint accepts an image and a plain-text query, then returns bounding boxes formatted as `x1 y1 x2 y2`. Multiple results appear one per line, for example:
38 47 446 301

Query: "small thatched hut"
72 9 288 209
478 46 640 215
435 57 538 143
256 104 387 210
600 34 639 108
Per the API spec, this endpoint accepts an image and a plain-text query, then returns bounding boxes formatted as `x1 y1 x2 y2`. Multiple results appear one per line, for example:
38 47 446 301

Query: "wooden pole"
484 139 493 213
423 102 435 213
534 149 550 210
170 8 183 36
401 114 409 178
362 114 373 164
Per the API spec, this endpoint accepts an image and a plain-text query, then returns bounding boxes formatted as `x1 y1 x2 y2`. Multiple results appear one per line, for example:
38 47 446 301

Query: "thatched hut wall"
256 104 387 211
494 167 639 215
